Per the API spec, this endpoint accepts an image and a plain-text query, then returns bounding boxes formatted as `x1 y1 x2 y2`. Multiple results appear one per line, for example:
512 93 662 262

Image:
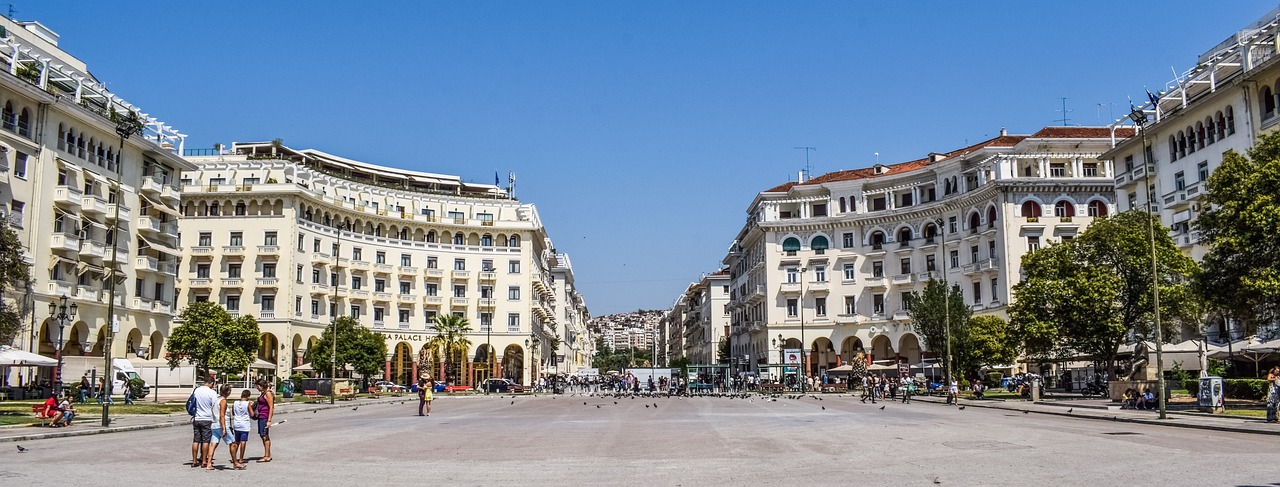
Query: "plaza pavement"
1 392 1276 486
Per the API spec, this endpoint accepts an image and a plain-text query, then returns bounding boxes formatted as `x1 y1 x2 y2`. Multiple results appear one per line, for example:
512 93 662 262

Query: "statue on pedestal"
1123 337 1150 381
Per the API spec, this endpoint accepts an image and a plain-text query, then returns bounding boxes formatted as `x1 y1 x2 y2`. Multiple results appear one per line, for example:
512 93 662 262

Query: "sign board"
783 349 801 365
576 367 599 376
898 363 910 377
111 317 120 334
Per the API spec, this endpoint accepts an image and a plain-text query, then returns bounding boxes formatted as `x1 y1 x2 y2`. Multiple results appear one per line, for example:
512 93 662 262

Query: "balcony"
75 287 99 302
80 195 109 215
478 271 497 281
112 250 129 265
260 311 276 320
351 289 370 299
373 292 392 302
188 278 212 288
221 278 244 287
977 258 1000 272
451 297 469 307
835 314 860 325
478 298 497 308
891 274 914 285
917 271 940 281
131 296 153 311
313 253 332 265
100 292 124 307
106 203 131 221
191 246 214 257
779 281 801 294
135 256 159 273
398 266 418 275
256 278 278 287
161 184 180 202
374 263 393 274
807 280 829 293
80 240 106 260
892 308 911 320
53 186 83 208
893 241 913 253
398 294 416 304
423 296 443 306
136 215 164 235
140 177 163 195
746 285 766 304
866 244 886 256
351 259 370 270
158 261 176 275
373 320 385 329
257 245 280 255
864 276 887 288
918 238 938 249
309 283 330 294
452 270 471 280
51 233 79 252
152 300 172 314
398 322 411 330
424 268 444 279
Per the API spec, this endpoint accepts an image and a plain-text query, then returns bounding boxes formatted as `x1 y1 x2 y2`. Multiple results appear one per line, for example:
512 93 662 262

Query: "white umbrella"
0 345 57 366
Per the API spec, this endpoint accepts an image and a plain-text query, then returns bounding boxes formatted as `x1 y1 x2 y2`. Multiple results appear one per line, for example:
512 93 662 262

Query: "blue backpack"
186 392 197 416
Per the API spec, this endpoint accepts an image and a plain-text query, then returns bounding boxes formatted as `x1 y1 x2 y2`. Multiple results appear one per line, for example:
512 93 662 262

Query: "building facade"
0 19 192 385
676 271 730 365
720 127 1123 380
179 142 584 386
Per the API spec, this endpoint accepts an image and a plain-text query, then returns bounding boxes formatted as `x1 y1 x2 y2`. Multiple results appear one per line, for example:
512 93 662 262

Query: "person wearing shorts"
190 375 219 469
255 379 274 463
418 377 433 416
230 389 252 469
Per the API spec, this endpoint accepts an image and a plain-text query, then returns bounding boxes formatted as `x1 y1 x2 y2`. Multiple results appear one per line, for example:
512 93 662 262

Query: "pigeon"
596 405 601 408
313 410 317 414
1067 408 1073 413
958 406 966 410
16 445 27 452
510 400 515 405
584 402 588 405
614 401 618 405
821 406 826 411
645 405 650 408
933 477 942 484
1023 410 1029 415
352 407 359 411
880 406 886 410
653 403 658 408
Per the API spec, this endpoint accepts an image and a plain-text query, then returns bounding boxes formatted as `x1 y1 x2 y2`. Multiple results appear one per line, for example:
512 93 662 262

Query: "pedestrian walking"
255 379 274 463
948 379 959 406
230 389 252 470
418 377 434 416
901 376 912 404
1267 366 1280 423
209 384 232 468
79 374 89 403
190 374 219 470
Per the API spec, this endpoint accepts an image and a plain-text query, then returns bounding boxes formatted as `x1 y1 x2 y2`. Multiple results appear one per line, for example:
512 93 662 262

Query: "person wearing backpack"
189 375 219 469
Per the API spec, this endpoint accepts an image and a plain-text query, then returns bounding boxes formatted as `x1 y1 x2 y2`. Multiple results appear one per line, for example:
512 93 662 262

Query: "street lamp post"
329 222 349 405
934 219 953 392
799 266 807 395
775 333 783 385
1129 107 1167 419
102 117 141 426
47 295 76 398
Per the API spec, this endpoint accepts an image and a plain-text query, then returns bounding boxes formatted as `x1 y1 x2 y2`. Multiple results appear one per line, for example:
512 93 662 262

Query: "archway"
502 344 525 384
870 335 894 362
391 342 413 385
839 336 864 365
898 334 922 364
148 331 164 360
417 345 439 383
124 328 143 358
259 333 279 365
811 337 835 376
472 344 495 387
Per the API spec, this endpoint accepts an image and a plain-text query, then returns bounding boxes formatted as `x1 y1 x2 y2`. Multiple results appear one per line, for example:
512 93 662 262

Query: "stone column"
384 353 393 382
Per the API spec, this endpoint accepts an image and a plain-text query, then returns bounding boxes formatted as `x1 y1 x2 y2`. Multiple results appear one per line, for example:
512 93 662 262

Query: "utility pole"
793 147 816 181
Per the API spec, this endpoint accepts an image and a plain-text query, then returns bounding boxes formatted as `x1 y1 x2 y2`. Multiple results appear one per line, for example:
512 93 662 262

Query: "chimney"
1000 127 1007 137
797 170 804 183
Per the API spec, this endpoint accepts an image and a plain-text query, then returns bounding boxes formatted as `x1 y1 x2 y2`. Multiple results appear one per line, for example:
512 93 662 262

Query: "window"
508 260 520 274
298 235 305 251
844 296 856 315
296 265 303 283
481 234 493 246
871 261 884 278
453 259 466 271
313 239 321 252
842 232 855 248
331 243 339 255
899 258 911 275
448 211 465 222
479 313 493 332
427 256 438 269
1174 171 1186 191
263 231 277 246
482 259 494 272
1087 201 1108 217
786 298 798 317
810 235 829 254
351 305 361 318
781 237 801 255
1124 155 1134 174
972 281 982 304
814 297 827 316
401 254 412 267
812 203 827 217
196 264 210 279
948 216 957 234
452 234 464 245
399 309 410 324
399 281 411 294
509 286 521 300
352 276 362 290
991 278 999 302
970 245 979 263
12 151 26 178
262 263 276 278
374 308 385 322
786 267 799 283
1028 236 1041 252
261 295 275 312
453 285 466 298
872 197 886 211
872 294 885 315
234 202 246 216
375 279 386 292
198 232 212 247
330 272 339 286
507 313 521 332
312 269 321 284
1053 201 1074 217
425 283 437 296
988 241 996 259
1198 161 1209 182
1049 163 1066 177
900 292 911 311
228 263 241 279
376 251 386 264
1082 163 1099 177
843 263 857 281
869 232 885 250
295 296 302 315
226 295 240 311
949 250 959 269
814 266 826 282
926 254 936 272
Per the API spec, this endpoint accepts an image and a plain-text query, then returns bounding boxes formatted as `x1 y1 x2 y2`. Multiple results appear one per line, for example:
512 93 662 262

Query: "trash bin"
279 379 295 399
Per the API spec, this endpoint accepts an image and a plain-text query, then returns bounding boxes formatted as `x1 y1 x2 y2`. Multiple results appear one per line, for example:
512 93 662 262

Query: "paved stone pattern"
0 394 1273 486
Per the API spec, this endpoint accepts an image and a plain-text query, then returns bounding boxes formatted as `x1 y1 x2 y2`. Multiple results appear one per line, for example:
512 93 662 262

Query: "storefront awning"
138 236 182 257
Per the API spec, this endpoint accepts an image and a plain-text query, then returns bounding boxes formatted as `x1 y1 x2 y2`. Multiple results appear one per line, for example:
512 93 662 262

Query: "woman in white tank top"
230 389 253 469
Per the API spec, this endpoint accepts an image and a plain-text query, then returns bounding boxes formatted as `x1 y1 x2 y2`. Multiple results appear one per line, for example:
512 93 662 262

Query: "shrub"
1183 379 1200 397
1223 379 1268 400
986 372 1003 386
126 377 147 399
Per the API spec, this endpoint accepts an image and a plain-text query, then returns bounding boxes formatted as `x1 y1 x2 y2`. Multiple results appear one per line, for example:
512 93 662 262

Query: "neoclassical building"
722 127 1126 379
179 142 588 386
0 19 191 384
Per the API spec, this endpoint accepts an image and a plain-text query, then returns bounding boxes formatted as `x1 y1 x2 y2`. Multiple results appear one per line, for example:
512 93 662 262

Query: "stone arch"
839 336 864 365
898 333 922 364
149 331 164 360
811 337 835 375
869 335 893 362
391 342 414 385
124 328 144 357
259 332 279 364
502 344 524 383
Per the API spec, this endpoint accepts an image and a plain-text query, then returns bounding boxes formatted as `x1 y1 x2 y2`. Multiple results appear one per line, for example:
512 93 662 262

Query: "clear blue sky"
24 1 1279 314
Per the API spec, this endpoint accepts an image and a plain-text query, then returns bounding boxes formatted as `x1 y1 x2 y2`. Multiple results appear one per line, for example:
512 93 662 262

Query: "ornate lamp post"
933 219 953 390
1129 106 1167 419
102 116 142 426
48 294 76 397
329 222 349 405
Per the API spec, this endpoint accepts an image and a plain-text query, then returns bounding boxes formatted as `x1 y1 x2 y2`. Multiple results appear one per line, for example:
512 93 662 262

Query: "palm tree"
427 314 473 386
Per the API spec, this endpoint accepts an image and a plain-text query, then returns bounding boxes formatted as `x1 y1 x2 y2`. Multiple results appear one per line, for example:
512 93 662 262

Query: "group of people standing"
189 375 274 470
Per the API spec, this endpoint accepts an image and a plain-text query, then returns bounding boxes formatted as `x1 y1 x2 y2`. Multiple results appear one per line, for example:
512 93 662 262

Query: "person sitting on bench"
1122 388 1138 409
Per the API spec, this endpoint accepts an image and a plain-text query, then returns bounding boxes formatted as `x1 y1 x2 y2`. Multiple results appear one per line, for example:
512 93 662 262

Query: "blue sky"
24 1 1279 314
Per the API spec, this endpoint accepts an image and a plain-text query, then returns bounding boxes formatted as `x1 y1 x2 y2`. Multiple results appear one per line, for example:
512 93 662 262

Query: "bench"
337 387 356 400
302 389 321 402
367 387 381 398
31 404 57 426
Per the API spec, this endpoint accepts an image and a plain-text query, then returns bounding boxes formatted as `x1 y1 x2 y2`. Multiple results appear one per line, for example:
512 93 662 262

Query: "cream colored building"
0 18 192 385
549 253 592 374
676 271 730 365
179 142 585 386
721 127 1123 379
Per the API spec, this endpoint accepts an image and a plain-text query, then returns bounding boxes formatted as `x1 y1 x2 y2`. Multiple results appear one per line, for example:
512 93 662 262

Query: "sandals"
257 457 272 463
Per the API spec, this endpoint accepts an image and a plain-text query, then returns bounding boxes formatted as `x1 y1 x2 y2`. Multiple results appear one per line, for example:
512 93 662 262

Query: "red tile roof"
1030 126 1135 138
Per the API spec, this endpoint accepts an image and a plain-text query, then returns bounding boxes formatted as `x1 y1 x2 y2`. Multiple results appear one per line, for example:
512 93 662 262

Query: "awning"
83 170 111 185
77 262 103 275
48 255 76 269
138 236 182 257
140 194 181 217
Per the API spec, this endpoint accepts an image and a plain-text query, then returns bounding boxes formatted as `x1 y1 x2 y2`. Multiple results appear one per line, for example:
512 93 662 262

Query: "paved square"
0 394 1272 486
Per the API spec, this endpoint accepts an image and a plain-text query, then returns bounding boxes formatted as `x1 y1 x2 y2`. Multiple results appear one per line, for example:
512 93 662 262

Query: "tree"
1198 131 1280 335
963 315 1017 374
307 316 388 386
716 337 731 364
167 301 260 375
0 224 30 345
425 314 472 385
1008 211 1200 374
906 278 972 377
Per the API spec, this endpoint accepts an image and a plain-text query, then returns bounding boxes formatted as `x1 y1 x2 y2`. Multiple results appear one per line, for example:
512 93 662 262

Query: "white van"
60 357 151 398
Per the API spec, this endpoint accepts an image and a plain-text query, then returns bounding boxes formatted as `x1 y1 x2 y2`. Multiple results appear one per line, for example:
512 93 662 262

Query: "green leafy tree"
1009 211 1199 373
0 224 31 345
425 314 473 385
963 315 1017 374
167 301 260 375
1198 131 1280 333
906 278 972 377
307 316 388 387
716 337 731 364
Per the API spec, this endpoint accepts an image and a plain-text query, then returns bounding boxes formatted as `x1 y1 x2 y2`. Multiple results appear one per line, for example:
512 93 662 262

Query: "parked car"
480 378 524 393
374 381 406 392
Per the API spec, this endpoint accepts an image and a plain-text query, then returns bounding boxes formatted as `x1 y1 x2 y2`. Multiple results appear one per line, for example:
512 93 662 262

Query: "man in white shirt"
191 375 220 469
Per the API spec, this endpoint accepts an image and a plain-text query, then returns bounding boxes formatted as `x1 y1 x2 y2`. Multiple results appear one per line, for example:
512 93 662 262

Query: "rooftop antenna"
2 4 14 19
1056 97 1073 126
874 152 880 165
793 146 816 181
